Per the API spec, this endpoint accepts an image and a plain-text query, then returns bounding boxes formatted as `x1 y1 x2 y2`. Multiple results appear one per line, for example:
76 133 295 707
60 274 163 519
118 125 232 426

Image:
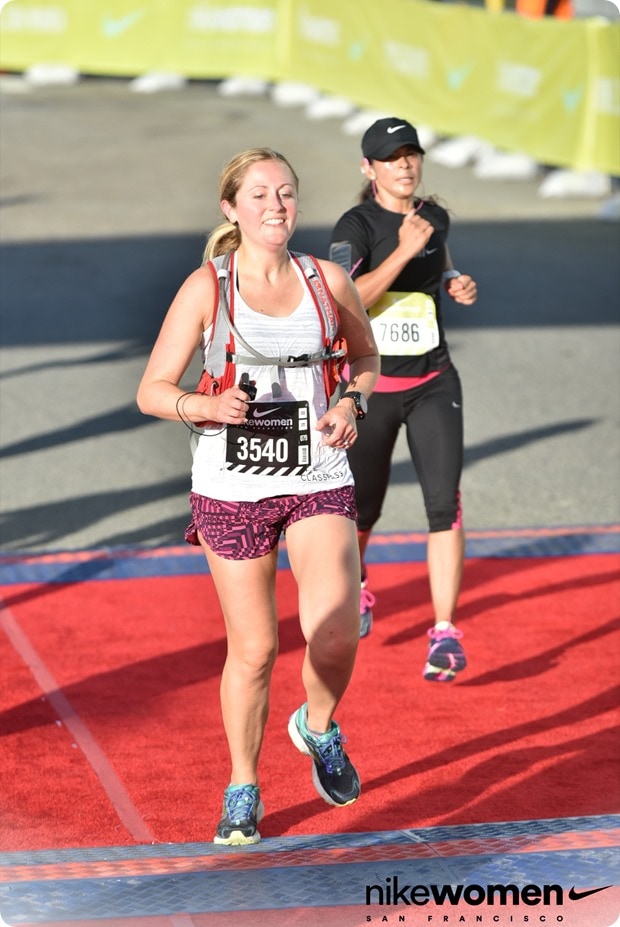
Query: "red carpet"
1 553 619 852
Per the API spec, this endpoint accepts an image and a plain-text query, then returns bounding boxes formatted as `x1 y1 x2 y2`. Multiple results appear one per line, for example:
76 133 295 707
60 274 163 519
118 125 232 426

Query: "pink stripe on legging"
452 490 463 529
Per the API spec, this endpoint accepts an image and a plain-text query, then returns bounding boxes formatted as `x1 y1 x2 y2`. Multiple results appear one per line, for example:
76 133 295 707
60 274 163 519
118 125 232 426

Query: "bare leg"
357 527 372 568
286 515 360 733
201 539 279 785
427 526 465 625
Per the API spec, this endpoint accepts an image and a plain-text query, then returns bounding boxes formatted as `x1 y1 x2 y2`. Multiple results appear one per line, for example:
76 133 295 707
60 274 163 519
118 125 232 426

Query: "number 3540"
236 435 289 463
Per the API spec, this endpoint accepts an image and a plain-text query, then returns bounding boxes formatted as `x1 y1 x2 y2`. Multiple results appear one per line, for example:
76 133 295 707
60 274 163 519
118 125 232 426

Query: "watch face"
344 391 367 417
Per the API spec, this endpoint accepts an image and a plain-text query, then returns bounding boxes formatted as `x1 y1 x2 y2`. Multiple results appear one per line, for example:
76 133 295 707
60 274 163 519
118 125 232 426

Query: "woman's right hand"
397 210 434 259
208 385 253 425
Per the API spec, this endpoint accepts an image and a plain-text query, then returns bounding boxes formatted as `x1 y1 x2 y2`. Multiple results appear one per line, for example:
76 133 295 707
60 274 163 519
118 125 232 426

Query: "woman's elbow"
136 382 154 417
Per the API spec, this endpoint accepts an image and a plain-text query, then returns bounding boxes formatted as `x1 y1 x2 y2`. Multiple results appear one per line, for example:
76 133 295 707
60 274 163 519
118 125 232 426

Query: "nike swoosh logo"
102 10 145 39
251 408 282 418
387 125 406 134
568 886 612 901
447 64 473 90
563 87 583 113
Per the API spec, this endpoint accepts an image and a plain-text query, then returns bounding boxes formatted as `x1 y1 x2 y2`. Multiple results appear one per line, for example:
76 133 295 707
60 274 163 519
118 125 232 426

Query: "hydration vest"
197 250 347 403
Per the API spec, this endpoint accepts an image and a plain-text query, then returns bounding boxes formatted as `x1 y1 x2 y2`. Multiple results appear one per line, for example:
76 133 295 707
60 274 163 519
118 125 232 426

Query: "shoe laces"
428 626 463 642
315 729 347 774
225 784 257 821
360 585 376 613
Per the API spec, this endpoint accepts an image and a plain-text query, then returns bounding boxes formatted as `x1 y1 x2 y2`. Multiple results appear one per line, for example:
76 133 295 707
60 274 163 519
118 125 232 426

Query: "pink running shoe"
359 577 375 638
423 624 467 681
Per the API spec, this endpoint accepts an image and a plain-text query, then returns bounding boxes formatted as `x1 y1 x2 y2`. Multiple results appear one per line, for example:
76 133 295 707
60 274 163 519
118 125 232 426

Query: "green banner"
1 0 618 174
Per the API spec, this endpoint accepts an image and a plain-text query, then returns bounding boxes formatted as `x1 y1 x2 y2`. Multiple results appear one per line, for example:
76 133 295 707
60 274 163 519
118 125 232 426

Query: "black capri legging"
348 365 464 533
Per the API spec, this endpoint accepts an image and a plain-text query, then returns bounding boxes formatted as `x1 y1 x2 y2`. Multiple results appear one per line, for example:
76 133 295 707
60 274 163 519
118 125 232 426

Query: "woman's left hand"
316 405 357 449
446 274 477 305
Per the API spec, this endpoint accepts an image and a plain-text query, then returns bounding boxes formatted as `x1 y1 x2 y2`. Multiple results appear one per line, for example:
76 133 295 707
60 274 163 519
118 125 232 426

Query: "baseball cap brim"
361 118 425 160
367 139 425 160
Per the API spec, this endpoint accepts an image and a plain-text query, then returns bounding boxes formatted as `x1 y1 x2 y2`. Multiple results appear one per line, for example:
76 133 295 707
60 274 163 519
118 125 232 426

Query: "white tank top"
190 260 353 501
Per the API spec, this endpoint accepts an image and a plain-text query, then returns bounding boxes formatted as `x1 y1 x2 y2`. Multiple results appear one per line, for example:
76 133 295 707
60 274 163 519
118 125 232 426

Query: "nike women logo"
568 886 611 901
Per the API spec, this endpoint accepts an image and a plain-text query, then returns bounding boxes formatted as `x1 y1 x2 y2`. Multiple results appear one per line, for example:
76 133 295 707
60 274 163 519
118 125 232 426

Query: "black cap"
361 117 425 161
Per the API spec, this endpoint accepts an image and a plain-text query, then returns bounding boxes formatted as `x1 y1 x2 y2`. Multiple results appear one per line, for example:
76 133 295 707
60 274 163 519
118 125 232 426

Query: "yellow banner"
0 1 284 78
1 0 618 174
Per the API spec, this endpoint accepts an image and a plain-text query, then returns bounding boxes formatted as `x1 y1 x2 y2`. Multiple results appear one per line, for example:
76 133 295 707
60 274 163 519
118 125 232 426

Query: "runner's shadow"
458 613 620 686
266 684 618 836
0 573 307 737
351 723 619 835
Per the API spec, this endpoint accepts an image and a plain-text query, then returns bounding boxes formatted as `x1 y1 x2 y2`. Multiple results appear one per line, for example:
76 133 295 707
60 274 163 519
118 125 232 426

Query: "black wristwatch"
341 391 368 420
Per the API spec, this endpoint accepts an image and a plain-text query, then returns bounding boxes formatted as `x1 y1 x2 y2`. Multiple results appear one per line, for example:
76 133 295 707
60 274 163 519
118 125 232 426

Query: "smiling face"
222 157 299 249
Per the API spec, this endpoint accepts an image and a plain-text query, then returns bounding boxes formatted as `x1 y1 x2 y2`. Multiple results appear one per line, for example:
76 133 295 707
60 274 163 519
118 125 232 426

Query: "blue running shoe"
214 783 264 846
423 624 467 682
288 704 360 806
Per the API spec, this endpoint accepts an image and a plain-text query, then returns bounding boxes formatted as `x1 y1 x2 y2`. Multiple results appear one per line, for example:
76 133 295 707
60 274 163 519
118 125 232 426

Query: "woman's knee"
227 638 278 678
307 617 359 664
426 490 463 532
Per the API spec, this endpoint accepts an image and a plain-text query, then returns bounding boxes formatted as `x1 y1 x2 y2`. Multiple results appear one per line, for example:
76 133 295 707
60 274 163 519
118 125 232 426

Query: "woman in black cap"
329 117 477 681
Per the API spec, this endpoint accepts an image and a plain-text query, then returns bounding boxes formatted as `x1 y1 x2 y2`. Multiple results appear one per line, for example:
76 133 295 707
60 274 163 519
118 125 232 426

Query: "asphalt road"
1 76 619 553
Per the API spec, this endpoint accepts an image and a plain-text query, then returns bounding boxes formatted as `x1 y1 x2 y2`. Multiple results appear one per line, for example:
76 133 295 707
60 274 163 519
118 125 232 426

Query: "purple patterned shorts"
185 486 357 560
